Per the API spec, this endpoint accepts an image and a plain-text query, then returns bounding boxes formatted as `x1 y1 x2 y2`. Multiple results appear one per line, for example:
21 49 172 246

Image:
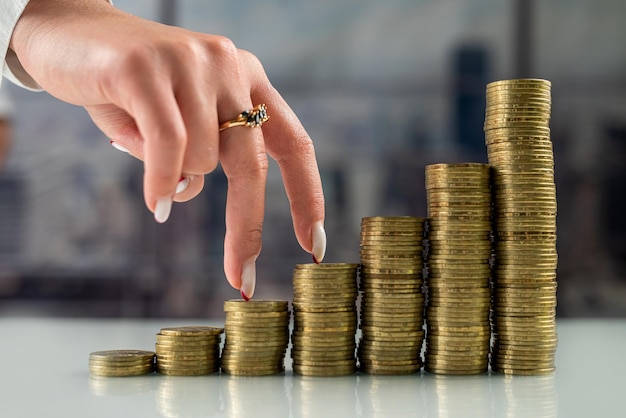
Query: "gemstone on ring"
219 104 269 131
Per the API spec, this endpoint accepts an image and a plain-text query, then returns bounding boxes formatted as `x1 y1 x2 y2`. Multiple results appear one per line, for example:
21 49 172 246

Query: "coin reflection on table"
156 375 223 418
357 374 426 418
224 375 290 418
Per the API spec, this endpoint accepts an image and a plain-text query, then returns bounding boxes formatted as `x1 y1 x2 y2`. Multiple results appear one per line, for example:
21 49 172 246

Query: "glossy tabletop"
0 318 624 417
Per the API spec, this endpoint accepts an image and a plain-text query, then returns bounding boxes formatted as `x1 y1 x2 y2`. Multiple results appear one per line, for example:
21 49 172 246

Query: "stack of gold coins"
88 349 155 377
484 78 557 375
424 163 492 375
358 216 425 375
221 299 290 376
155 326 223 376
291 263 359 376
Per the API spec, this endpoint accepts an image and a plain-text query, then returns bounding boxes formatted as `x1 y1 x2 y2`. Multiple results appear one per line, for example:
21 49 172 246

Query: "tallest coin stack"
484 79 558 375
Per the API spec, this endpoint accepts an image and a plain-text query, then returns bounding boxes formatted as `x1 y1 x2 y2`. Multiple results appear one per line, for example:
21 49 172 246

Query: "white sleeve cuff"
0 0 33 90
1 0 113 91
4 47 39 90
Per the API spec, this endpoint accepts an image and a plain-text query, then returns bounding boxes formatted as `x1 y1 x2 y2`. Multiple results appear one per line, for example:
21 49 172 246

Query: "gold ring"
219 104 269 132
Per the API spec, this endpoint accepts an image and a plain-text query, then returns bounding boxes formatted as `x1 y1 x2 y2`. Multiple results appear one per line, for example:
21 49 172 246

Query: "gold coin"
424 366 487 375
425 355 489 365
492 366 555 376
293 363 356 376
226 327 289 343
156 358 218 367
359 355 422 365
223 299 288 312
361 304 424 314
359 323 423 333
295 310 357 319
226 310 290 318
485 94 551 103
486 135 552 145
221 367 284 377
294 320 358 329
292 348 355 358
159 326 224 337
360 272 423 280
486 88 551 97
155 367 218 376
89 364 154 377
295 262 360 269
88 359 154 369
154 345 217 355
360 328 424 339
292 304 356 314
360 364 421 375
293 284 357 292
359 334 423 343
155 353 215 361
89 350 156 362
221 352 285 362
359 354 420 365
360 242 423 249
492 359 556 370
426 212 491 220
425 348 490 359
360 285 423 294
156 332 221 342
361 216 426 223
492 350 556 359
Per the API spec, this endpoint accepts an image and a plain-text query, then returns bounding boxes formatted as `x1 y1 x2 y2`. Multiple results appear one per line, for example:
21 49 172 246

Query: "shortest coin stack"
89 349 155 377
221 299 290 376
155 326 223 376
292 263 360 376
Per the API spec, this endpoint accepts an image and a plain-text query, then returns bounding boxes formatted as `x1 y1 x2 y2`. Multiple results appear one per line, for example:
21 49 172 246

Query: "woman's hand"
9 0 326 298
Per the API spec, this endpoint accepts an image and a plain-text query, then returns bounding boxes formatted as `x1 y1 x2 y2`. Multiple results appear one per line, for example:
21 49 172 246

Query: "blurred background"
0 0 624 318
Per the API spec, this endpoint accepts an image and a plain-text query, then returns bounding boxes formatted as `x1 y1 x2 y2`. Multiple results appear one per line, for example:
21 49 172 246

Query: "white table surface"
0 318 624 418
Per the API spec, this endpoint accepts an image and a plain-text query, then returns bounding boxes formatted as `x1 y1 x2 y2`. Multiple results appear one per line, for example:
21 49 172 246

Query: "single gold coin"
223 299 288 312
293 363 356 377
159 326 224 337
89 364 155 377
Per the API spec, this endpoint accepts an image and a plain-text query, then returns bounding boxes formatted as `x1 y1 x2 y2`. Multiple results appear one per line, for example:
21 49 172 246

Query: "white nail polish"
176 177 190 194
154 196 173 223
240 261 256 300
312 221 326 263
110 141 129 153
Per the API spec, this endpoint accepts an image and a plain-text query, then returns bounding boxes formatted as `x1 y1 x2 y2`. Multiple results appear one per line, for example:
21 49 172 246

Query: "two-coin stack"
484 78 558 375
424 164 492 375
89 349 155 377
358 216 426 375
291 263 359 376
155 326 222 376
221 299 290 376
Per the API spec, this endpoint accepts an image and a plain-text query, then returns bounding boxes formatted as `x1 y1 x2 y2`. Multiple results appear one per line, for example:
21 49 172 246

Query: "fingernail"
110 140 129 153
311 221 326 264
240 261 256 300
176 176 190 194
154 196 173 223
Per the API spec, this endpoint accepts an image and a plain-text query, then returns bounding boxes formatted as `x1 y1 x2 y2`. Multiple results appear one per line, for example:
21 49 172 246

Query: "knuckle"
239 49 272 91
277 133 316 165
250 150 269 176
206 35 240 67
226 148 268 180
246 225 264 246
